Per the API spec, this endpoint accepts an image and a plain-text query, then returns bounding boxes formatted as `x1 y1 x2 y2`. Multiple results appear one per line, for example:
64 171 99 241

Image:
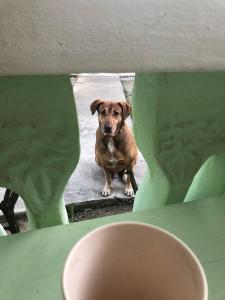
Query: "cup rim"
62 221 208 300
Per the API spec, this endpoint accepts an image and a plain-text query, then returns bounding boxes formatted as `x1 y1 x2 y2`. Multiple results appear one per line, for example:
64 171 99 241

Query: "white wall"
1 0 225 74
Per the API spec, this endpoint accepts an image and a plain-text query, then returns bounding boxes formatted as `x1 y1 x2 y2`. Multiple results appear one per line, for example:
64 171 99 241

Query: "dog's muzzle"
104 124 112 134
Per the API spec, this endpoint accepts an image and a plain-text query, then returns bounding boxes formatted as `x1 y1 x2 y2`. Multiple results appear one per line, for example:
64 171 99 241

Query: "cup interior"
62 222 207 300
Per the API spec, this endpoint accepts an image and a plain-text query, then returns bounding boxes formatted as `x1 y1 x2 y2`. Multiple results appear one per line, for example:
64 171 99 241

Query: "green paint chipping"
133 72 225 211
0 75 80 229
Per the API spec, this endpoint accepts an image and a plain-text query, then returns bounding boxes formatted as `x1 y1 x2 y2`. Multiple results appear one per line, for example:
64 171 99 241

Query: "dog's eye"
113 111 119 116
100 110 106 116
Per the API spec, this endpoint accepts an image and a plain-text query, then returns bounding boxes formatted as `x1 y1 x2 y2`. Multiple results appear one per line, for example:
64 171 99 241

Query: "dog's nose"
104 124 112 133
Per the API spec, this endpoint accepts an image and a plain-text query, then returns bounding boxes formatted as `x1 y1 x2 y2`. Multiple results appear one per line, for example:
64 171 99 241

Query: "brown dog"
90 99 138 196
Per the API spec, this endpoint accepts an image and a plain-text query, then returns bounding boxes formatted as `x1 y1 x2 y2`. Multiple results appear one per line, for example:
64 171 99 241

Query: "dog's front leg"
101 167 112 196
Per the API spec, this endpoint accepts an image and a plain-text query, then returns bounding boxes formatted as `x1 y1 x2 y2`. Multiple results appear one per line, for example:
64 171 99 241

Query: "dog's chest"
107 138 118 165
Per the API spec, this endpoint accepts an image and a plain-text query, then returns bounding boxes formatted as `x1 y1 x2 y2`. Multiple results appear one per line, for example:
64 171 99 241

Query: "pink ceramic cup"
62 222 208 300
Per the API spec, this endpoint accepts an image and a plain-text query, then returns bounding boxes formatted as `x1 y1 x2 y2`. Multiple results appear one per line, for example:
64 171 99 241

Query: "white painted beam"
1 0 225 75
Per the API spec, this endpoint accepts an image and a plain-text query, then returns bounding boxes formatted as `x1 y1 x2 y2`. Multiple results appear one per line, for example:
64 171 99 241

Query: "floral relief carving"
157 115 225 182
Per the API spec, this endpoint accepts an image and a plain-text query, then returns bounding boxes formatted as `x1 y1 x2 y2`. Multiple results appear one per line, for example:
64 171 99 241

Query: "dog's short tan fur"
90 99 138 196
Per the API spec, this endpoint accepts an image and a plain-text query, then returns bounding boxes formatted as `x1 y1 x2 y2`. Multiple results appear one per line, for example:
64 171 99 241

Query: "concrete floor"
0 74 146 213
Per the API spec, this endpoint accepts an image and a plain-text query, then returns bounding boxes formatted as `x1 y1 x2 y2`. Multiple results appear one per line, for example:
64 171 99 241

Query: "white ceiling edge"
1 0 225 75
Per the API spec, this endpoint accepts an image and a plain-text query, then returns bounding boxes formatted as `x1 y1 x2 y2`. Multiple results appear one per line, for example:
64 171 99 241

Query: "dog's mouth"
104 128 112 134
101 124 116 136
103 131 114 136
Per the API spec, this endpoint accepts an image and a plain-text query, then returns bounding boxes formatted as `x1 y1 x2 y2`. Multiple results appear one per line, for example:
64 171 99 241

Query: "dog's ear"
118 102 132 120
90 99 103 115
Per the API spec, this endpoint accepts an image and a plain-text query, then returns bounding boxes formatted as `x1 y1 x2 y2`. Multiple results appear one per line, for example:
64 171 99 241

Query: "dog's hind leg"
118 169 132 194
124 175 134 196
101 168 112 197
123 168 138 196
123 169 134 196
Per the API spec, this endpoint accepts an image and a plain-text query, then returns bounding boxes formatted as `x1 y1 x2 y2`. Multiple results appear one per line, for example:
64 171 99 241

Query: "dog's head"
90 99 131 136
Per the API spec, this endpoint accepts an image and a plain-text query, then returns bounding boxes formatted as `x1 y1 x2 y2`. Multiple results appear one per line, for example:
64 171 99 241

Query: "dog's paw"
101 185 111 197
125 188 134 197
